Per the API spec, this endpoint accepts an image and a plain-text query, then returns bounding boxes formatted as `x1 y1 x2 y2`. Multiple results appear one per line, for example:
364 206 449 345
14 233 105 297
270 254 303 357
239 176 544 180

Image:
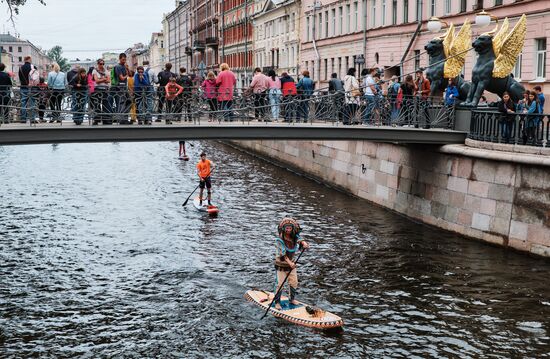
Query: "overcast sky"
1 0 175 60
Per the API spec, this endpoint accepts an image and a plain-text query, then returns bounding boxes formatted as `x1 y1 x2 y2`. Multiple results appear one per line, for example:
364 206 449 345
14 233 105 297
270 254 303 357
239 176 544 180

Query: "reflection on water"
0 141 549 358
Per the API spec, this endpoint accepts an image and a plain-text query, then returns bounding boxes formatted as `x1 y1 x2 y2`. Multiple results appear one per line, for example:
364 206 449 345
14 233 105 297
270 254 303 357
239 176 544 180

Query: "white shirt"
363 75 375 96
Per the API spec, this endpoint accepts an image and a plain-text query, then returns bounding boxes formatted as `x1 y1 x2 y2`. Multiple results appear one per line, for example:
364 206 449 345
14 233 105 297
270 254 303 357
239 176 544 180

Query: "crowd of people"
0 54 546 136
497 86 545 144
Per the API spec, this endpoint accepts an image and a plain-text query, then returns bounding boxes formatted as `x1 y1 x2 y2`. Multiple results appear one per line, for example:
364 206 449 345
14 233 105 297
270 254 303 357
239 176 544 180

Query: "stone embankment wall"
232 140 550 257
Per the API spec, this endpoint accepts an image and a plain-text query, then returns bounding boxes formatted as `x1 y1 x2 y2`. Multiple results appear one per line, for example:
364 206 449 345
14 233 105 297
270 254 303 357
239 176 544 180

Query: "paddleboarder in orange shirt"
197 152 214 206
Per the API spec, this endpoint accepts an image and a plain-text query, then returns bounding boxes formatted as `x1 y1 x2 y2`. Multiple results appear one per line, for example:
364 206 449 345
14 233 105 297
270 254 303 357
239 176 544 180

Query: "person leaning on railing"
92 59 111 125
47 62 68 123
280 72 297 122
134 66 152 125
521 90 543 145
69 68 88 125
215 63 236 122
444 78 459 129
296 70 314 123
343 68 360 125
0 63 12 123
497 92 516 143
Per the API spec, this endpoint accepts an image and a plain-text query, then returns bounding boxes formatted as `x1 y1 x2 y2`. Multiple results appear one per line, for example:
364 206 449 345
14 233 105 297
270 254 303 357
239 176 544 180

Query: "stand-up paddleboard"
193 196 219 216
179 155 190 161
245 289 343 330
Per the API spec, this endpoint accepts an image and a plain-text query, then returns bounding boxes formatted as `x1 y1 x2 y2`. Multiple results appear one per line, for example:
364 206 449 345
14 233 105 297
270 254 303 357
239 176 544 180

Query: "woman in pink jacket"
215 63 236 121
202 71 218 122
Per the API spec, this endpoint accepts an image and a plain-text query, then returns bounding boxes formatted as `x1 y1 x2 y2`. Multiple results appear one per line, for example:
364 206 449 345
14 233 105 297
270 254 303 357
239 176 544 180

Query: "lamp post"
311 0 321 87
427 16 448 33
475 10 498 27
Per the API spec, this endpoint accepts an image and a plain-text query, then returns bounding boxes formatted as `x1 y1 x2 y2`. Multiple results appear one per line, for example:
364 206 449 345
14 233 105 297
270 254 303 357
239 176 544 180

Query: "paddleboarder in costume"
196 152 214 206
274 218 309 310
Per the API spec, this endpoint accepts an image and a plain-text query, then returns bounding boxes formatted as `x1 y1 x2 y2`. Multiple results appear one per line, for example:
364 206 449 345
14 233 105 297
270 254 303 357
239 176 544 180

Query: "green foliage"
47 46 70 72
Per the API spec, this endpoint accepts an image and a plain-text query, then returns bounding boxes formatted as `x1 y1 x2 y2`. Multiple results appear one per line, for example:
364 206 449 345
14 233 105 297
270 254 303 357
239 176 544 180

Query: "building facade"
221 0 256 87
0 33 52 77
300 0 549 106
164 0 193 72
252 0 301 77
189 0 219 77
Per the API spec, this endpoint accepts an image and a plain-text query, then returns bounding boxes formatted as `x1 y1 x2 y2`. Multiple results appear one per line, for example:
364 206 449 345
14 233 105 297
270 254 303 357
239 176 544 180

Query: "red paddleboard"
193 196 219 216
179 155 190 161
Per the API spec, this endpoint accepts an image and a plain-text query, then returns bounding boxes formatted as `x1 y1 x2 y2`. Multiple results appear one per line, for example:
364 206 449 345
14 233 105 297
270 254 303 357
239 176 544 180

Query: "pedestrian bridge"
0 121 467 146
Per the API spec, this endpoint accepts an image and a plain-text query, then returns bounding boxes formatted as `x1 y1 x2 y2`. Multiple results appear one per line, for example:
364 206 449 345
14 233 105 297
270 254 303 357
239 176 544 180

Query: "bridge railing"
469 110 549 147
0 85 456 129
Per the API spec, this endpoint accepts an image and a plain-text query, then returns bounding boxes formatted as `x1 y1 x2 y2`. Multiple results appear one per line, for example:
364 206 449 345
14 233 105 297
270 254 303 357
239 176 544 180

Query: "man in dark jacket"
328 73 344 123
0 63 12 123
156 63 176 121
176 67 193 121
66 65 80 113
18 56 33 122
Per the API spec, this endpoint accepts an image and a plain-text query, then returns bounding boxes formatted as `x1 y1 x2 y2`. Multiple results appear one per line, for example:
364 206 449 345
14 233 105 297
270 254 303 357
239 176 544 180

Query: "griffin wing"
492 17 509 57
442 23 455 58
493 15 527 78
444 19 471 79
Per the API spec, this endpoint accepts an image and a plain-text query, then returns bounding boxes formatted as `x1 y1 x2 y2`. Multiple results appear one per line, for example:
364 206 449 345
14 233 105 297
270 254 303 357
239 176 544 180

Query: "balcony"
205 37 219 47
185 46 192 55
193 40 205 51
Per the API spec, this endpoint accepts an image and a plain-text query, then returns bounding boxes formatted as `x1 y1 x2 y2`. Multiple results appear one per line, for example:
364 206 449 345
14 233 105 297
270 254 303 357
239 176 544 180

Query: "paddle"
181 167 214 207
261 248 305 320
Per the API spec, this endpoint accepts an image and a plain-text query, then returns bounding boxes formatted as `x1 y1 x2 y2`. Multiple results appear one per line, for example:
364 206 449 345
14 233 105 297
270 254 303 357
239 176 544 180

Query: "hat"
278 217 301 237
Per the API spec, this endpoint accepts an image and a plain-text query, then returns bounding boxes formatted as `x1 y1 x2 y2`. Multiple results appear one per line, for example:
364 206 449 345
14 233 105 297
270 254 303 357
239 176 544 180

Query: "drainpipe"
311 0 321 87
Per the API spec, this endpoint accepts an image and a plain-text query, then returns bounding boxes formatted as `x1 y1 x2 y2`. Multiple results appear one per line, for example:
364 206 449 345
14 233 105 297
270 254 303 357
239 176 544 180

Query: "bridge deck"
0 121 467 145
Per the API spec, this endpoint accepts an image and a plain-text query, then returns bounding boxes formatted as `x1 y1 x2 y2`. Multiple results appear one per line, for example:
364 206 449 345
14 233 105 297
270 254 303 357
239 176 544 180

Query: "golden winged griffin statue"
461 14 527 107
425 19 472 100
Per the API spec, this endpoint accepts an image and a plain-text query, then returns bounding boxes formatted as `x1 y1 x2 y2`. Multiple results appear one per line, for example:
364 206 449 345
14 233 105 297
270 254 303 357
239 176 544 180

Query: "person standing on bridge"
216 63 236 122
249 67 270 121
273 218 309 310
196 152 214 206
164 76 183 125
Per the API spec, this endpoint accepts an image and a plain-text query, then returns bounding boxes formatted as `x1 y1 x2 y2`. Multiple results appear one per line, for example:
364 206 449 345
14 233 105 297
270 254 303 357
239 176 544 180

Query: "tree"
2 0 46 25
47 46 70 72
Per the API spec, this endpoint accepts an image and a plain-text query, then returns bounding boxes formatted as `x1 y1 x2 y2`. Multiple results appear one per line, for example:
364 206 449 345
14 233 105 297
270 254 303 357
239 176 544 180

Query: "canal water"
0 142 549 358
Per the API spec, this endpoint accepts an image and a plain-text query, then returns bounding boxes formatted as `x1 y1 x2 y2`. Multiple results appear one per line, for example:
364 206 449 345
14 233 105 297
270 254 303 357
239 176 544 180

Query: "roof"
0 33 24 43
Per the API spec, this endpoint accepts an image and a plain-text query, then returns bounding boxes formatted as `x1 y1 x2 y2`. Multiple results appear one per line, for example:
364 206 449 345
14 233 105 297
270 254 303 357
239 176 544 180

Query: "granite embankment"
231 140 550 257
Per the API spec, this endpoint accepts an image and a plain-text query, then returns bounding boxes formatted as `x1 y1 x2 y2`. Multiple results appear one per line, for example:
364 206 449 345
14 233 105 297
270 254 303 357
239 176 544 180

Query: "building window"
512 53 522 80
403 0 409 23
305 61 309 75
18 56 22 62
338 57 342 78
460 0 467 12
291 13 295 31
17 46 22 52
535 38 546 79
312 60 315 80
494 0 502 5
353 2 358 32
371 0 376 28
345 56 349 74
430 0 436 16
445 0 451 14
331 58 334 75
339 7 343 35
416 0 422 21
414 49 420 70
346 4 351 33
392 0 397 25
325 10 329 38
306 17 310 41
9 46 12 52
331 9 336 36
324 59 328 80
382 0 386 26
318 13 323 38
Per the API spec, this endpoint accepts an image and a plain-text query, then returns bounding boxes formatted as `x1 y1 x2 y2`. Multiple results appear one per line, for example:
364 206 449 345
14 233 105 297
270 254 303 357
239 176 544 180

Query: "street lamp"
475 10 498 27
427 17 448 33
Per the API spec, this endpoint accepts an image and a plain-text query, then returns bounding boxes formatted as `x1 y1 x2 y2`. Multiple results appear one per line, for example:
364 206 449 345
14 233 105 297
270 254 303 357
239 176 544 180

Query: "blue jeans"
362 95 375 124
499 120 512 142
269 89 281 119
298 95 310 121
20 87 35 122
220 100 233 121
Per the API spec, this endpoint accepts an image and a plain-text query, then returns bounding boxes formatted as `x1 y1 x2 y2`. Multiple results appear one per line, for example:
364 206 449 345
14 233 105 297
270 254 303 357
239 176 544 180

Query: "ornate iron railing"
469 110 549 147
0 85 456 129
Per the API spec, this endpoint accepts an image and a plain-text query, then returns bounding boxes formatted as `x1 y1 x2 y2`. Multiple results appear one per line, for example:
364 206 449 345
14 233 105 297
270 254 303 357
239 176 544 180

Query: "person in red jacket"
280 72 297 122
164 76 183 124
414 69 431 128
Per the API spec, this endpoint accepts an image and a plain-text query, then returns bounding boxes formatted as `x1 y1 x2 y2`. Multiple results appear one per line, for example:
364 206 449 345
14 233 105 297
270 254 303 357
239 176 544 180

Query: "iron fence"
469 110 549 147
0 85 455 129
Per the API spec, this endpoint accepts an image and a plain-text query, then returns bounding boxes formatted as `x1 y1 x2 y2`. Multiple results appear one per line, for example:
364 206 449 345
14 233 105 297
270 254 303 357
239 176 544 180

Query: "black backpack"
177 74 193 94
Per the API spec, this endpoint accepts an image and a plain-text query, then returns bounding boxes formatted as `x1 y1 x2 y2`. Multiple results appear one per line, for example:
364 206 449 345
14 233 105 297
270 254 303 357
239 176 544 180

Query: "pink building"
300 0 548 110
